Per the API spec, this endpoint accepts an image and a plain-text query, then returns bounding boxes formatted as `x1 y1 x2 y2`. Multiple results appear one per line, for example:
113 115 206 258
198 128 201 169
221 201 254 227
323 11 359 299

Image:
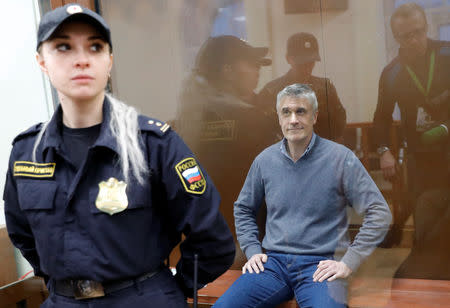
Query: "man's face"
392 12 428 58
278 96 317 146
287 56 315 78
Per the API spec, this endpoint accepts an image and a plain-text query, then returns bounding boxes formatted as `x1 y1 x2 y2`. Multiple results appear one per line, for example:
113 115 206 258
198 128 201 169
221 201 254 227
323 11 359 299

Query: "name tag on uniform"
13 161 56 178
95 178 128 215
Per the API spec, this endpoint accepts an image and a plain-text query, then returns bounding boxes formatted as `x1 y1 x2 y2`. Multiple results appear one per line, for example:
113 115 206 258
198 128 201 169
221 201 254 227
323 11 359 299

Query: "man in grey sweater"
213 84 392 308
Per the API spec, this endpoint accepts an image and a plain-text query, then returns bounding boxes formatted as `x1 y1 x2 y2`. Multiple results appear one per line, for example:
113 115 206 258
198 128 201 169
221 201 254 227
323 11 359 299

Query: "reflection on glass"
175 35 278 266
3 0 447 305
258 32 347 142
373 2 450 280
89 0 450 302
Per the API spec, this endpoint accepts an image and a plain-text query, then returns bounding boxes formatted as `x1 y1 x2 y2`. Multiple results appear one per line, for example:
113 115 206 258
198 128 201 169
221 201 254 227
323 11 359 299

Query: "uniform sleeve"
3 148 46 278
326 80 347 140
340 151 392 271
157 131 235 297
373 69 396 148
234 159 265 259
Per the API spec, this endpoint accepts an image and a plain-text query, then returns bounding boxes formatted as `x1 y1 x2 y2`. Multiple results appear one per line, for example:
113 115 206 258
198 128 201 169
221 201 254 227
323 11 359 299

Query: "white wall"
101 1 187 121
0 0 53 277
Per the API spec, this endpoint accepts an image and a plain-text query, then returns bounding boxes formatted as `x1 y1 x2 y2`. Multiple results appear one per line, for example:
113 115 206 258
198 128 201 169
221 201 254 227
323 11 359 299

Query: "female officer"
4 4 234 307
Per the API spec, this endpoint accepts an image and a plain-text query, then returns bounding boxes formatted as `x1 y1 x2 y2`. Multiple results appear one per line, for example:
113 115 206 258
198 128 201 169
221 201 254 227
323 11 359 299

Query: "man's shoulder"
259 73 290 97
381 55 402 76
315 136 351 157
309 75 330 84
254 141 282 162
379 56 403 88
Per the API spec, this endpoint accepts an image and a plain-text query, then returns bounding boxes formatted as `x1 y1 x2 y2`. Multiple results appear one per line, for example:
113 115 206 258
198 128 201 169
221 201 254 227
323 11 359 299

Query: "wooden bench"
0 277 48 308
187 270 450 308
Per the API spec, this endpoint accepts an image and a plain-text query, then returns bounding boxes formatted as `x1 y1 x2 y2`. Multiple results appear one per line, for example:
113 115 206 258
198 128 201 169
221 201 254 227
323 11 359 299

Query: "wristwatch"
377 146 390 156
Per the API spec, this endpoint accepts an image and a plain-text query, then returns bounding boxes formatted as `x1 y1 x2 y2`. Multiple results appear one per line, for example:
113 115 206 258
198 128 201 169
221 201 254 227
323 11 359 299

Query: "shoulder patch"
12 123 43 145
175 157 206 194
138 115 171 137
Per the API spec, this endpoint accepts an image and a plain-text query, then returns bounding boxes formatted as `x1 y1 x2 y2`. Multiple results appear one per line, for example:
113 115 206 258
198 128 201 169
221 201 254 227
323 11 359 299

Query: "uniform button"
148 120 154 125
156 122 162 127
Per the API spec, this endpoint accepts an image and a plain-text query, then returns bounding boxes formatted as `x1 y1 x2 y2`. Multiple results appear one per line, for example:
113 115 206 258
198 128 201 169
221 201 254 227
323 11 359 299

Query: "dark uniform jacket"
373 40 450 151
373 40 450 280
176 75 278 267
257 70 347 141
3 98 235 295
373 39 449 190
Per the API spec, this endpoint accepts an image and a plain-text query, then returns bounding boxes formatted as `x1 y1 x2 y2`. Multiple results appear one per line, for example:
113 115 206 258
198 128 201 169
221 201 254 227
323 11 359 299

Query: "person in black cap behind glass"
175 35 277 268
258 32 347 142
4 4 235 307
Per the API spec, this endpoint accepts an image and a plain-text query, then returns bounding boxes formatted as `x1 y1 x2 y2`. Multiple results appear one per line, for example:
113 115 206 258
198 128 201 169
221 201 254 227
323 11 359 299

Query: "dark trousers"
42 268 188 308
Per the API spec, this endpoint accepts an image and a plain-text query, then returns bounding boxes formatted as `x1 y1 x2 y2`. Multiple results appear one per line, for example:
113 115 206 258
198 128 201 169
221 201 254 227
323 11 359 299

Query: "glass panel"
100 0 450 288
3 0 448 305
100 0 450 292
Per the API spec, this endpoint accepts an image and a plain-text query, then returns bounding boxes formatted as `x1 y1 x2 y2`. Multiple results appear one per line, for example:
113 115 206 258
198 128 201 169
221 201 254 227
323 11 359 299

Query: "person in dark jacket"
258 32 347 142
373 2 450 279
3 4 235 307
175 35 277 268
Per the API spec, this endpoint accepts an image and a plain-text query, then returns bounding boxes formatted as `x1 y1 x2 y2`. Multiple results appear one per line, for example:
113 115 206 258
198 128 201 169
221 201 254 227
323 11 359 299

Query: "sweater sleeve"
340 151 392 271
234 158 265 260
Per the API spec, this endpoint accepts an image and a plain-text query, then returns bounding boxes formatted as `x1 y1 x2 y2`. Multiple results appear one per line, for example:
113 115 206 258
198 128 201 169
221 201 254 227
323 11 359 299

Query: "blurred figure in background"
373 2 450 279
175 35 277 267
258 32 347 142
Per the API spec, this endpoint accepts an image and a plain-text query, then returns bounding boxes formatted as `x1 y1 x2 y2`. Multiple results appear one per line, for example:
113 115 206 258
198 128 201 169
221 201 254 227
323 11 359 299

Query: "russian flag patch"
175 157 206 194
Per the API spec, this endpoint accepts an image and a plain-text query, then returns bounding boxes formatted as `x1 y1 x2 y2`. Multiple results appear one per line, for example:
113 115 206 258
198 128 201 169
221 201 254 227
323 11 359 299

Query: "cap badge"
305 41 311 48
67 5 83 15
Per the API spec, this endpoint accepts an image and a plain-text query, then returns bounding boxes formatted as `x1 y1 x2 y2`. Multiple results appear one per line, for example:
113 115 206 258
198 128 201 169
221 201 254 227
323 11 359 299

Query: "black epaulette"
138 115 171 137
12 123 43 145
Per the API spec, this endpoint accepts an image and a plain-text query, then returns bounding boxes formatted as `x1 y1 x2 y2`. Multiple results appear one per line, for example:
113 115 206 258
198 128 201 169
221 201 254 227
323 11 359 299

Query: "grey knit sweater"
234 134 392 271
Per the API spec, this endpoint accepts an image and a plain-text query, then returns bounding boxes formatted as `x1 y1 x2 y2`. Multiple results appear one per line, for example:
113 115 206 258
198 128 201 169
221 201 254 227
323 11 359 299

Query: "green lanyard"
405 50 435 98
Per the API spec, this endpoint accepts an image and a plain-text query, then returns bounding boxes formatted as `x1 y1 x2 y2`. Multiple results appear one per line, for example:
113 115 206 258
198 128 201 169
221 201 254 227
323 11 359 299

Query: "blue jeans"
213 252 347 308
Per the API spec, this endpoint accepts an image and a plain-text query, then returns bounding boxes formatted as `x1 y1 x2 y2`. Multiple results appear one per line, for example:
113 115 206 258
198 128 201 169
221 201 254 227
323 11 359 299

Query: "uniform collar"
279 133 317 161
41 96 121 156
